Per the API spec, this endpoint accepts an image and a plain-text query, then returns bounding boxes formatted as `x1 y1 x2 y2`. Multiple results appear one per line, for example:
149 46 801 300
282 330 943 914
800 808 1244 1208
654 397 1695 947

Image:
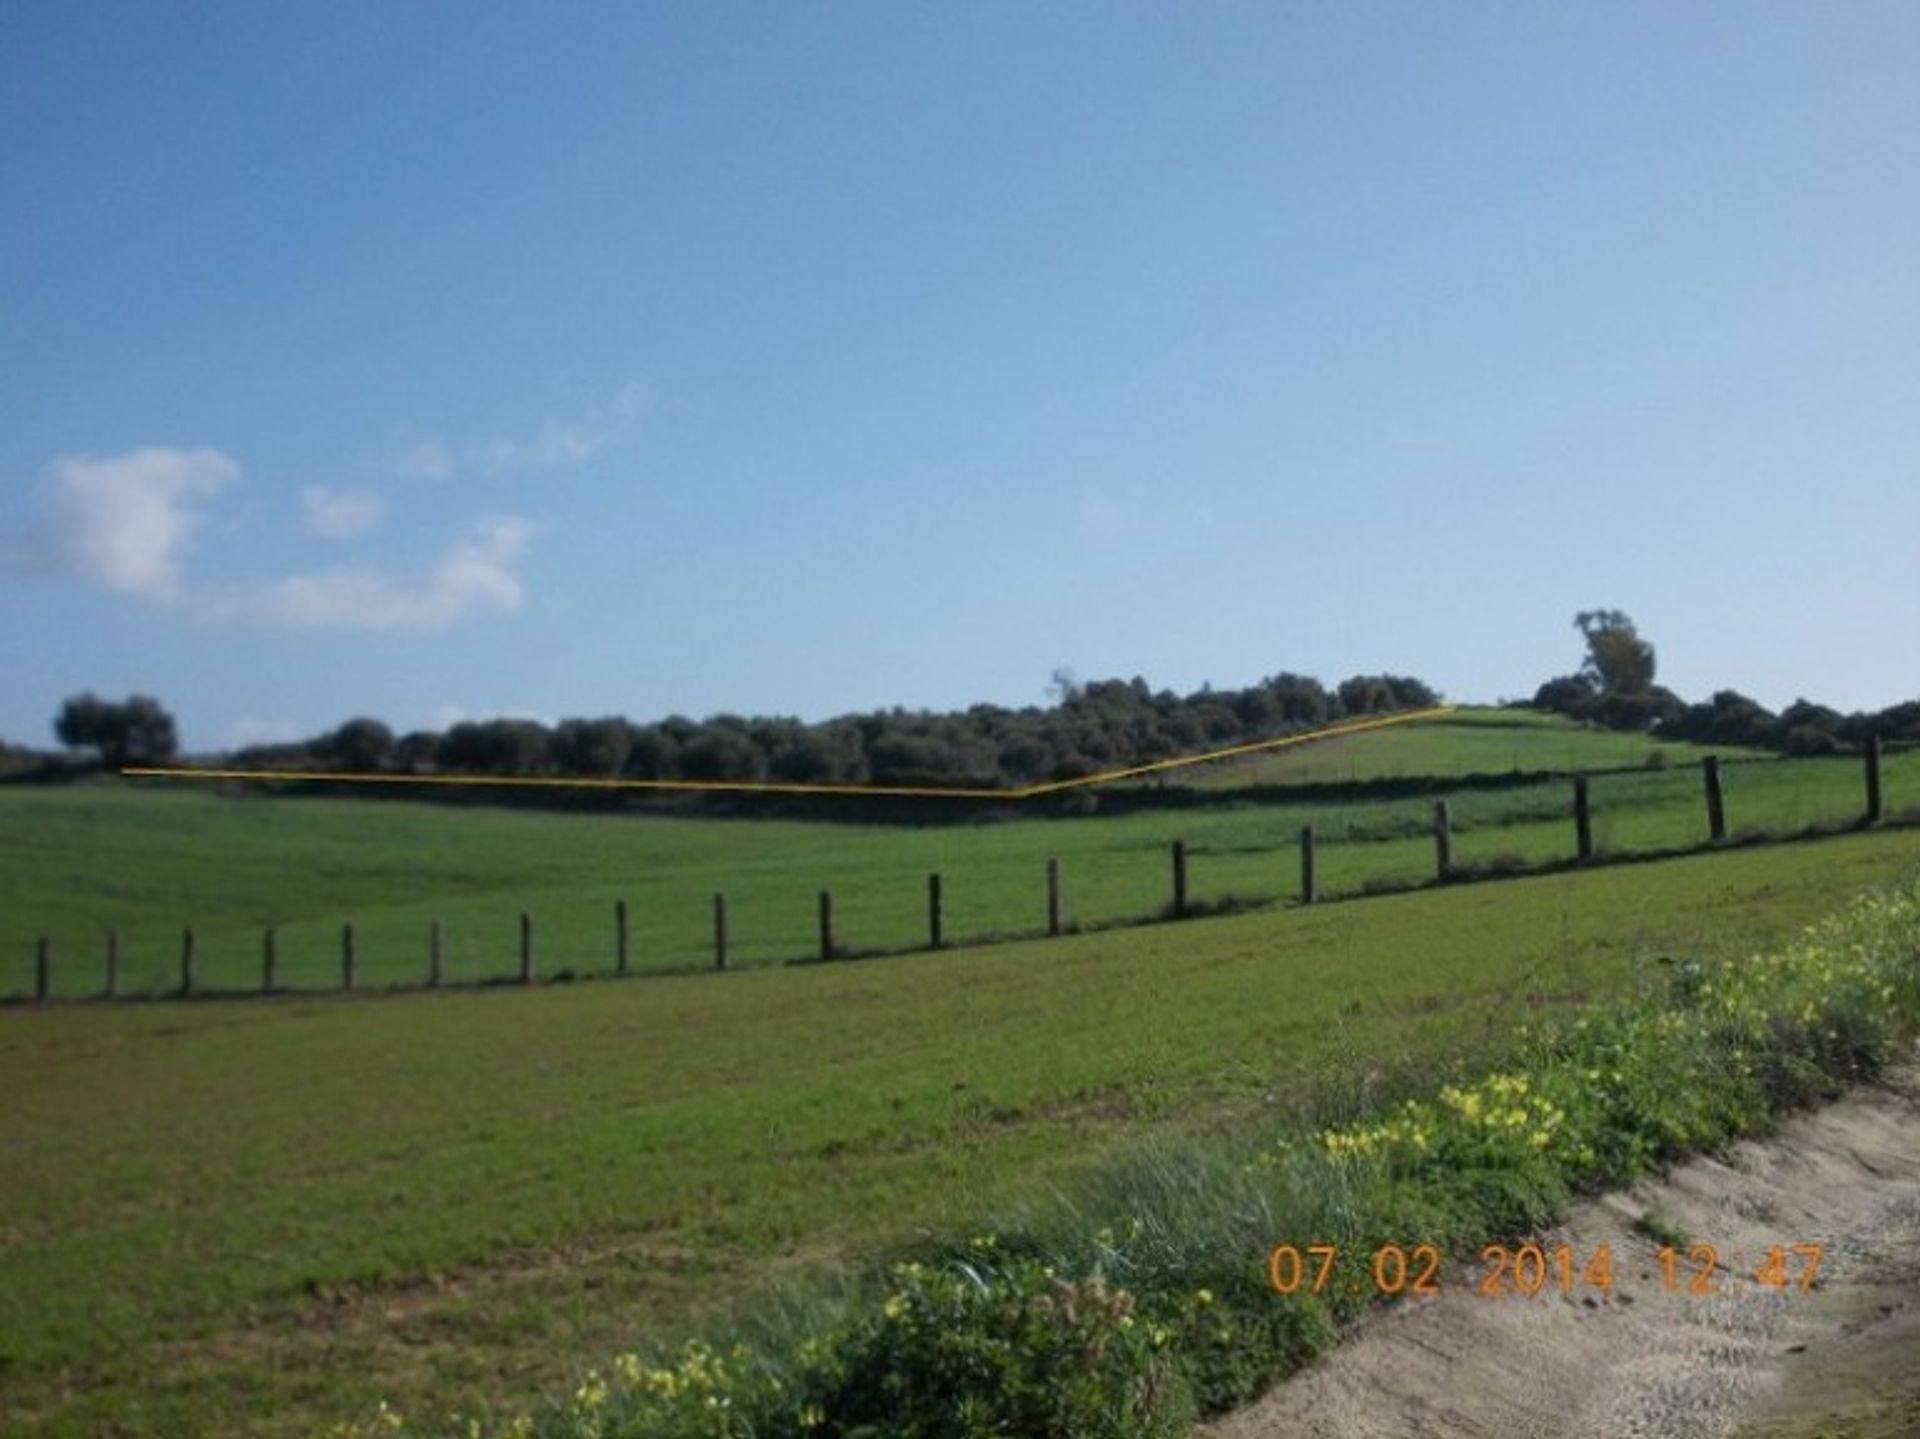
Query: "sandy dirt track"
1201 1065 1920 1439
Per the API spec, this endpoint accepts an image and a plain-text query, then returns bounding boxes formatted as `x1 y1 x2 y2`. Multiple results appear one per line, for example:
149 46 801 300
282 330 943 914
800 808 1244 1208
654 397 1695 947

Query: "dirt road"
1201 1066 1920 1439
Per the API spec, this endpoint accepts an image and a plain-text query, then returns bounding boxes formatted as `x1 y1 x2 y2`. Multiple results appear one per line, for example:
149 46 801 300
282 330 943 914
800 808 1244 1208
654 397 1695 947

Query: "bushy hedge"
326 884 1920 1439
231 672 1439 795
1532 677 1920 756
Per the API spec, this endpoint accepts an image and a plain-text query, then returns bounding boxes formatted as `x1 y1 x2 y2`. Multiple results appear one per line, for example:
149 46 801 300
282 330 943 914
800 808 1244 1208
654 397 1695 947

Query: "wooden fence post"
1865 736 1883 824
1433 801 1453 881
1299 826 1317 905
713 893 728 971
1573 776 1593 862
519 911 534 983
615 900 629 976
35 937 49 1002
1703 756 1726 842
1046 858 1062 936
927 873 943 950
341 923 356 990
429 919 444 988
1171 840 1189 918
180 926 196 996
105 929 120 999
262 926 276 993
818 890 835 961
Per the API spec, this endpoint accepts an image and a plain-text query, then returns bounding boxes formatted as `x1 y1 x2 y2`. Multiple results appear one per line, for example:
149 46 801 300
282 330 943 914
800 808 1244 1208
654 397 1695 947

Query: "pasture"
1 712 1907 999
1174 704 1767 787
4 826 1920 1436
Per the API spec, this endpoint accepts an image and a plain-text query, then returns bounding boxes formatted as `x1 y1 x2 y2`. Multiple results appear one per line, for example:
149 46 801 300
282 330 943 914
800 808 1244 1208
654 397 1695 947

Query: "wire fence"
6 744 1910 1004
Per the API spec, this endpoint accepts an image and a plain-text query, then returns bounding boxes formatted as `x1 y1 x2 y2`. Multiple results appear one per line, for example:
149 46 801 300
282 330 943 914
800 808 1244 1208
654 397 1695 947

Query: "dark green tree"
551 717 632 777
1574 610 1656 697
54 692 179 768
319 717 395 771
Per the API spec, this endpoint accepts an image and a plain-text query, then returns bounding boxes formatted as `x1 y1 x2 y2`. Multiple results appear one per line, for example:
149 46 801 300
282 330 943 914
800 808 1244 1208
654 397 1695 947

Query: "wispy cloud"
610 378 652 425
19 447 239 598
209 516 533 631
299 485 386 538
471 423 600 476
383 440 453 481
379 378 652 482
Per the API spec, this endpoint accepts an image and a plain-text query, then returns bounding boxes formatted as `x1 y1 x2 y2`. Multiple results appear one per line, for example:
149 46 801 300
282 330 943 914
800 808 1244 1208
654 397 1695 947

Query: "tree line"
43 671 1441 789
1531 610 1920 754
34 613 1914 799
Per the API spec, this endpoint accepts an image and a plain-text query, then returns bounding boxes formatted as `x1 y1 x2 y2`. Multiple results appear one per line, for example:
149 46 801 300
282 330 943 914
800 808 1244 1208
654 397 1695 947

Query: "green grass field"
2 724 1906 999
1176 705 1771 787
5 827 1920 1437
2 706 1913 1435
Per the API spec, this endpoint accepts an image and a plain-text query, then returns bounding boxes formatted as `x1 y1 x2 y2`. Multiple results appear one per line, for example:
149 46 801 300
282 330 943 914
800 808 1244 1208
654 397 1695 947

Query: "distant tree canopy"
317 717 395 772
1574 609 1656 696
217 668 1442 788
53 693 178 769
1530 611 1919 754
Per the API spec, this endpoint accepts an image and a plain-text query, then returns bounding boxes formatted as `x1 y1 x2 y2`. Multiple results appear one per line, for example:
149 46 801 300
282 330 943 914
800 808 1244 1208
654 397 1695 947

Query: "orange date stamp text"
1266 1241 1824 1298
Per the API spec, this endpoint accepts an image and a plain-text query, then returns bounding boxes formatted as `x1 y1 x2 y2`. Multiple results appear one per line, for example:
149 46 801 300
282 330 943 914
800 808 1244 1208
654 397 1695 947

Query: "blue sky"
3 2 1915 753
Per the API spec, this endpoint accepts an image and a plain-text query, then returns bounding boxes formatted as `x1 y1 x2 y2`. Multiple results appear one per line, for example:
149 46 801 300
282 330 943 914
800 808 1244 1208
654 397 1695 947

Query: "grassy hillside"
3 828 1920 1437
1177 704 1771 787
2 739 1908 998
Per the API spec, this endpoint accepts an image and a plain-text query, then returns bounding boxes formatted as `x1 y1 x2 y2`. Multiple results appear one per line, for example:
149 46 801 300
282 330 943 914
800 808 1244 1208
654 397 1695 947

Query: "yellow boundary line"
122 705 1456 800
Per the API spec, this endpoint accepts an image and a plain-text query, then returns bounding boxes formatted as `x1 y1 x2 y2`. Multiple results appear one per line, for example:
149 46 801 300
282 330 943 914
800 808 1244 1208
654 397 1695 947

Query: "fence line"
12 751 1905 1003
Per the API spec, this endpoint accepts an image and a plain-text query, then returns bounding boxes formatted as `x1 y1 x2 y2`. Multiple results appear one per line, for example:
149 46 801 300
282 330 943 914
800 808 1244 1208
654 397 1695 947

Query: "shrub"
1782 725 1840 757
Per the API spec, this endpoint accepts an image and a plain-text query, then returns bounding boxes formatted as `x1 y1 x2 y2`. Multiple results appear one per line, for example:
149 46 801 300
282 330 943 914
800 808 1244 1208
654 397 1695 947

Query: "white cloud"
382 440 452 481
10 445 536 633
37 447 238 598
215 516 533 631
299 485 385 538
